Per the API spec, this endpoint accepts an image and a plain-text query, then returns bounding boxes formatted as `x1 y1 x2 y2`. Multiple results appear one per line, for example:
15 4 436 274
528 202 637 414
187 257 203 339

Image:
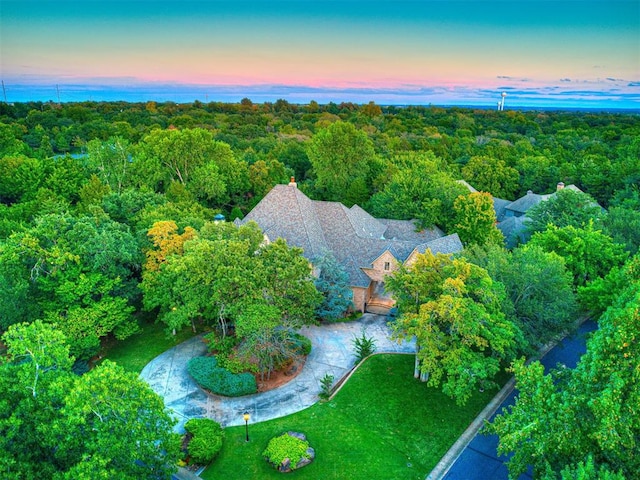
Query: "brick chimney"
557 182 565 191
288 176 297 188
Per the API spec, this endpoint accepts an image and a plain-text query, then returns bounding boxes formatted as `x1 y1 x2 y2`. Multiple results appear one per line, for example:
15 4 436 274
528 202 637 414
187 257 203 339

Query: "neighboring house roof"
456 179 478 193
504 184 586 216
492 197 511 222
496 216 529 248
493 183 589 246
237 183 463 288
505 191 545 215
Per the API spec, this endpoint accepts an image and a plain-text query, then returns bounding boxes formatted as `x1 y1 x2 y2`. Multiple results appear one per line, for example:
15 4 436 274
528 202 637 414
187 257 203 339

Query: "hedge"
187 356 257 397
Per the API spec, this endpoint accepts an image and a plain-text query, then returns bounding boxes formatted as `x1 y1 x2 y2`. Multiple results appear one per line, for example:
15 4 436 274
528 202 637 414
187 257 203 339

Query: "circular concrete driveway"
140 314 416 432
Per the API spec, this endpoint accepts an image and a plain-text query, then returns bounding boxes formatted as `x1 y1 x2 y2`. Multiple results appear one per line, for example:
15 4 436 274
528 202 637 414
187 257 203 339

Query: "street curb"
425 320 588 480
425 376 516 480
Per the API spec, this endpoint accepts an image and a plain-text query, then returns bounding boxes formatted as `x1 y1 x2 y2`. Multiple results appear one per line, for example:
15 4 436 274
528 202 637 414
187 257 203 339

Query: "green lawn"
99 320 201 373
201 354 506 480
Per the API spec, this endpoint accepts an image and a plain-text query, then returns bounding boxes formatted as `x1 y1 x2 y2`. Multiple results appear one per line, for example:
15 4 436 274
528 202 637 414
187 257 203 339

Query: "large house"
491 182 590 247
236 179 463 313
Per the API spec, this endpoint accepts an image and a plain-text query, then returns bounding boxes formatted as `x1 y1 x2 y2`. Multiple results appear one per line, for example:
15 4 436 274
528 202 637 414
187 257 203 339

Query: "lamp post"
243 411 250 442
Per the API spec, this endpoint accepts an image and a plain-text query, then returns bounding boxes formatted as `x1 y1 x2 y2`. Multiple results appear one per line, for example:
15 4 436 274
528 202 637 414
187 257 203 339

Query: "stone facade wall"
352 286 367 312
362 250 400 283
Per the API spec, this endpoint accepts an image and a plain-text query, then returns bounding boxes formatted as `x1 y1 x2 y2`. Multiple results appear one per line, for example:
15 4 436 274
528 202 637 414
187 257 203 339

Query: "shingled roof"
504 191 545 215
237 184 463 287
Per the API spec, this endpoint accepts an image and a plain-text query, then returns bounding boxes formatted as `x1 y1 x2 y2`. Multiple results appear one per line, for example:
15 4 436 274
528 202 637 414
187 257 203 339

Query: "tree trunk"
414 346 429 382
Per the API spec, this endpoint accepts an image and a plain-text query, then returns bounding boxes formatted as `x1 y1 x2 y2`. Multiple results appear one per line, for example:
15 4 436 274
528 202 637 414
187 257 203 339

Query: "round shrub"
184 418 224 465
263 432 313 471
187 356 257 397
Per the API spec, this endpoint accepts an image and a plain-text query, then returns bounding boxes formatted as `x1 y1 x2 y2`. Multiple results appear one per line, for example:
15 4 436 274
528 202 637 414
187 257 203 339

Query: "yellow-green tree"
453 192 504 246
387 251 519 405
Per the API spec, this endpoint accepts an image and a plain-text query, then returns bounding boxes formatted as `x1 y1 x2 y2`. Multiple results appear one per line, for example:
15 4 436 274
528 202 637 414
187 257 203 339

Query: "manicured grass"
99 320 200 373
201 354 506 480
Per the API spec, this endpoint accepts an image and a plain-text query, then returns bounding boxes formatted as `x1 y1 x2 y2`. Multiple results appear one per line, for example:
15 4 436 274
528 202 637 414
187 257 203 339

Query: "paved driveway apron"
440 320 598 480
140 314 415 432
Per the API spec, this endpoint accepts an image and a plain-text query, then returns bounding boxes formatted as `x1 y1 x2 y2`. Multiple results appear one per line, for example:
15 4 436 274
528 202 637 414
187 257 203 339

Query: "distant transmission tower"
1 80 6 103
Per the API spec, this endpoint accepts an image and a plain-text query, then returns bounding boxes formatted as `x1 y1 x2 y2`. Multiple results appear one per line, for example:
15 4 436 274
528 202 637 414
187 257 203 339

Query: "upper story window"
384 262 390 271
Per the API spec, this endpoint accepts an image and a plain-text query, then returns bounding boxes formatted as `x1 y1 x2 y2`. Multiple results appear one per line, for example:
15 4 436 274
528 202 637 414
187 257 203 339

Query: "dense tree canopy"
0 102 638 473
0 213 141 358
307 121 380 206
141 219 321 376
528 223 628 288
0 321 180 479
461 155 519 200
487 255 639 479
367 151 469 230
464 243 577 349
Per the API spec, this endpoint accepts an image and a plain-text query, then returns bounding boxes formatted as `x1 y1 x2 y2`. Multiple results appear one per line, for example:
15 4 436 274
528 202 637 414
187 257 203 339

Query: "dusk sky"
2 0 639 108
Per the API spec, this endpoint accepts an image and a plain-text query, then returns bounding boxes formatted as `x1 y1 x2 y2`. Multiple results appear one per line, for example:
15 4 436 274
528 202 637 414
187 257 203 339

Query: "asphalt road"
442 320 598 480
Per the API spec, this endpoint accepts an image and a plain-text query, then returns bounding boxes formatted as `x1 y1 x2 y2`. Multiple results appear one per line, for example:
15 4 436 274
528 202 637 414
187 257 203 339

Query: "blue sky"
1 0 639 108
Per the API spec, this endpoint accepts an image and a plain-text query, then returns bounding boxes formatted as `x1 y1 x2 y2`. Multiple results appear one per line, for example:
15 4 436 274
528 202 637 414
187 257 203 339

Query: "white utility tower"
498 92 507 111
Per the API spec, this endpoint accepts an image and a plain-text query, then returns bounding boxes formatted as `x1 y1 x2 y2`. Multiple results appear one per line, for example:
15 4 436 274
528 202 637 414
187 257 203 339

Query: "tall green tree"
601 206 640 255
54 361 180 479
387 251 519 404
142 221 319 336
368 151 468 230
307 121 379 206
0 213 141 358
0 321 74 478
86 136 133 194
135 128 249 207
0 155 46 204
249 158 290 199
528 223 627 287
453 192 504 246
461 155 519 199
312 250 354 321
515 155 559 195
257 238 321 328
464 243 577 349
